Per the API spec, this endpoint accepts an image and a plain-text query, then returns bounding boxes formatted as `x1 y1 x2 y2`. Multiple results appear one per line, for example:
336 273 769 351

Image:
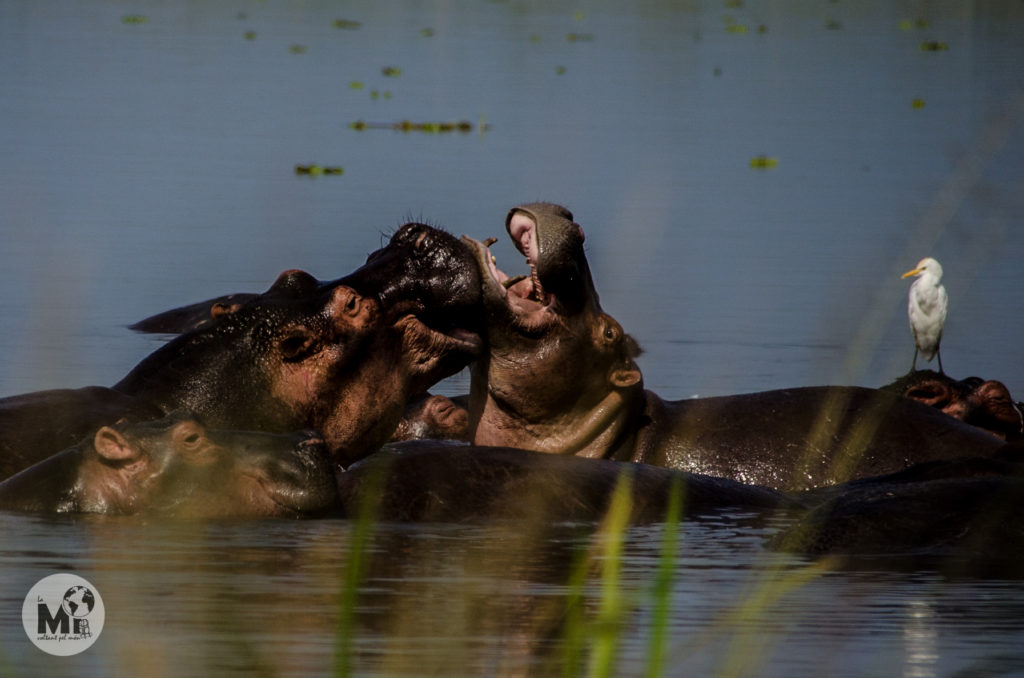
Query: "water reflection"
5 509 1024 676
903 598 938 678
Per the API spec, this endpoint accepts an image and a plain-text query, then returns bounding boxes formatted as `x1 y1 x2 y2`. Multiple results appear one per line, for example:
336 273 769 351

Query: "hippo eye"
603 325 619 343
183 433 200 445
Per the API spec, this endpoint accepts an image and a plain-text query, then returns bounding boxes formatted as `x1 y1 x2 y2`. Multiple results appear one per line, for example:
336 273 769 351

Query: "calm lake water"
2 0 1024 675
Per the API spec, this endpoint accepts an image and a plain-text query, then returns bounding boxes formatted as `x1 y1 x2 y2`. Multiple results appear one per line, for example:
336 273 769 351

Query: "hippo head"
117 224 484 467
885 370 1024 441
117 271 395 465
76 412 337 517
337 222 484 392
464 203 643 454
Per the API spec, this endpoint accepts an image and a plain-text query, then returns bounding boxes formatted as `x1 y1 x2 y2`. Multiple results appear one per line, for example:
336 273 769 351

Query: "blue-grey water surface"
2 1 1024 676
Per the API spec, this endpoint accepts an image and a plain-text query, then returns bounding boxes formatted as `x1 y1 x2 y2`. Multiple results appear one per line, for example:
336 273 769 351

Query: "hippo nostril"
331 286 367 319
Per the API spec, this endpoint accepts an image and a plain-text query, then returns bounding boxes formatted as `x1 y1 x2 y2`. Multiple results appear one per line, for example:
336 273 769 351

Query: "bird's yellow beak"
901 267 921 279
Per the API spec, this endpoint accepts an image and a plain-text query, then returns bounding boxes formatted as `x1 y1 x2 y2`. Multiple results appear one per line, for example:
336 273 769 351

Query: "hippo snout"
257 434 338 513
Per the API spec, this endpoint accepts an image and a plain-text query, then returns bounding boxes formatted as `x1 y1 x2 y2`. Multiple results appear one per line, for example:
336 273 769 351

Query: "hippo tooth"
482 237 498 247
529 264 546 303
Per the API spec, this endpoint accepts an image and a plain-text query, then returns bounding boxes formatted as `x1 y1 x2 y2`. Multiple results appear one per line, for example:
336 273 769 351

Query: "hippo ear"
94 427 142 462
210 301 243 320
278 326 319 362
610 365 642 389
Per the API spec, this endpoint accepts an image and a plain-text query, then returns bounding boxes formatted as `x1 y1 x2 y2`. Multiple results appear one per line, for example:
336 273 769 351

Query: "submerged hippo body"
0 223 483 478
771 443 1024 568
336 440 792 523
0 412 337 517
464 203 1005 491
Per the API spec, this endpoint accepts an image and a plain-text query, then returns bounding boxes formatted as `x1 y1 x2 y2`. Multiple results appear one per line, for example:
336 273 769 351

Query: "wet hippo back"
636 386 1005 491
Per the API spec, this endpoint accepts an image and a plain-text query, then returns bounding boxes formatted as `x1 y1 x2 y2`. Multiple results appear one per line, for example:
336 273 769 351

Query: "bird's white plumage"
902 257 947 371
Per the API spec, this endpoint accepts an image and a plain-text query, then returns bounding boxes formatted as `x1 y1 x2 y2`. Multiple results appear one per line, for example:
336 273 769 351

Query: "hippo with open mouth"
463 203 1005 491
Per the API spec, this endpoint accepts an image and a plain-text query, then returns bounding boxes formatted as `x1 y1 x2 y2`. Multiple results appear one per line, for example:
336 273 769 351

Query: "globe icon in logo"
61 586 96 619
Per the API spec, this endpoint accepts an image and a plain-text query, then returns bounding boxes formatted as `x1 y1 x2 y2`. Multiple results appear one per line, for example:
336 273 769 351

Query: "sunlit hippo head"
0 412 338 517
116 270 389 465
119 221 487 467
337 222 485 392
464 203 643 454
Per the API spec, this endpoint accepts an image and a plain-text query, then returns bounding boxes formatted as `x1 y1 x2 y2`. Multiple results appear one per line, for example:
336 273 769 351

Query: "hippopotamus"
882 370 1023 441
460 203 1006 491
0 222 483 478
0 411 337 517
390 394 470 442
335 440 792 523
771 442 1024 569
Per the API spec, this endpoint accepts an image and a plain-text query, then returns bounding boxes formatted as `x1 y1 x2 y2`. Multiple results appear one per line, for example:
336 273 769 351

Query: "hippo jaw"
340 223 486 377
463 204 600 339
464 236 560 336
246 434 338 516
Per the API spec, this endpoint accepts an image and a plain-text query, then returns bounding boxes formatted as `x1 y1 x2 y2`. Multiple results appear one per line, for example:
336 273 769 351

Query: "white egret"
902 257 948 374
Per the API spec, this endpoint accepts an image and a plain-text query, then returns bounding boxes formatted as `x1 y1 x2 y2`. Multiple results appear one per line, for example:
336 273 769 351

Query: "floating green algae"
749 155 778 169
295 165 343 176
349 119 490 134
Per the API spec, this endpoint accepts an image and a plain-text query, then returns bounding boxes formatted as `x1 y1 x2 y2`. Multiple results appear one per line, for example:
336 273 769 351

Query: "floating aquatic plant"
295 165 343 176
348 120 490 134
749 155 778 169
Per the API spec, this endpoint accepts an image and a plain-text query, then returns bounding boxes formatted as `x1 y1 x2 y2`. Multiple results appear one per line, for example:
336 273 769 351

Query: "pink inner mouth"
478 233 547 307
464 235 556 335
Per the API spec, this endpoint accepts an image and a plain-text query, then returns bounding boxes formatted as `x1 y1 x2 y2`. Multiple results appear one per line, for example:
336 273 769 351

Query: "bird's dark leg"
909 347 919 374
936 349 944 375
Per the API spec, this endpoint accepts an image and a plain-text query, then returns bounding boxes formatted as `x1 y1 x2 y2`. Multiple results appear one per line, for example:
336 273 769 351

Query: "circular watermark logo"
22 573 104 656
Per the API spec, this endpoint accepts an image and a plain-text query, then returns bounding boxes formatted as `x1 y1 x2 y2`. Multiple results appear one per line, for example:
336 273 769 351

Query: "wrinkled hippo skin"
336 441 792 523
771 442 1024 570
390 394 471 442
882 370 1023 441
464 203 1006 491
0 411 337 517
0 223 482 478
